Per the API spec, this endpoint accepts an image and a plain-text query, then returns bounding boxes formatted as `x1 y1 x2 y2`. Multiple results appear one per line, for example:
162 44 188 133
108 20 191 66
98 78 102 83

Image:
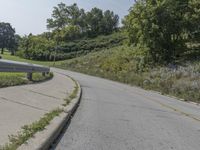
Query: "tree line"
16 3 120 61
47 3 119 39
2 1 200 64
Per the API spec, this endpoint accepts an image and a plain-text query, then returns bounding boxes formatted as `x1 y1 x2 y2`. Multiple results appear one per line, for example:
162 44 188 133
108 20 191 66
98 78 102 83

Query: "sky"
0 0 134 36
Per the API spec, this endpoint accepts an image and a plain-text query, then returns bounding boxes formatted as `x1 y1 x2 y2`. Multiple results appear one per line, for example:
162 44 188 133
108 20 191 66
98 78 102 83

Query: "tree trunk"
1 48 4 54
11 49 15 55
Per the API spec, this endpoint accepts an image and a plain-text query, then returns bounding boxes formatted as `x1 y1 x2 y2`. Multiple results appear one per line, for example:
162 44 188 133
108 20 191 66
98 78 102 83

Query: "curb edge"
18 77 82 150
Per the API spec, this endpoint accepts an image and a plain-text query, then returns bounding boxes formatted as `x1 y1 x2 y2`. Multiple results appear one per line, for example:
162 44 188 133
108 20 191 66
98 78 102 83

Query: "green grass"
31 72 54 82
63 77 79 106
0 72 53 88
0 73 28 88
0 51 59 88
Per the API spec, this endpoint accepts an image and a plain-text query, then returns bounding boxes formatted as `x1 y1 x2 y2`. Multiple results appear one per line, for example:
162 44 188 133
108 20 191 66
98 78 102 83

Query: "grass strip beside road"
63 78 79 106
0 109 63 150
0 72 54 88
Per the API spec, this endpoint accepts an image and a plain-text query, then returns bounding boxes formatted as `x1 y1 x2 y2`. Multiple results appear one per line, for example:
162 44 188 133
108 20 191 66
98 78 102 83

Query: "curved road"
52 68 200 150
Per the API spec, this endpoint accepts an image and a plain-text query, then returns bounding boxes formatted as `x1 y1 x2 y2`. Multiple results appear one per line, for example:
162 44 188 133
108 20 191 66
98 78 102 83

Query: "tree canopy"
47 3 119 38
124 0 200 63
0 22 17 54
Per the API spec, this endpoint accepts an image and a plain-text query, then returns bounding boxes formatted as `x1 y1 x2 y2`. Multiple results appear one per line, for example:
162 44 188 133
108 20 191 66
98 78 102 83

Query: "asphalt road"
52 68 200 150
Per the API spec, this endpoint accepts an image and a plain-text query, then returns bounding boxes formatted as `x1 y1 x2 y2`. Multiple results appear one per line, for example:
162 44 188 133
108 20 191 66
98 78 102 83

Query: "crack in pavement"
0 97 48 112
21 88 62 101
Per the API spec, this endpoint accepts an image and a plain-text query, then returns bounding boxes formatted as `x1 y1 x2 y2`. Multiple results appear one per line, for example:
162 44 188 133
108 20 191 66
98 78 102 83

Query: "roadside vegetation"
63 77 79 106
0 72 53 88
16 32 126 61
56 46 200 103
1 0 200 104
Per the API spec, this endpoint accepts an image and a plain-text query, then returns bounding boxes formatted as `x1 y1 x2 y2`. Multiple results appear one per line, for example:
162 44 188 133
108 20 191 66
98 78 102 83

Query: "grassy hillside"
56 46 200 103
0 72 53 88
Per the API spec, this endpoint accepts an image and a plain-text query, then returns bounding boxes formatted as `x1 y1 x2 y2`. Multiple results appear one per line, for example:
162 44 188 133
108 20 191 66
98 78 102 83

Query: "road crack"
0 96 48 112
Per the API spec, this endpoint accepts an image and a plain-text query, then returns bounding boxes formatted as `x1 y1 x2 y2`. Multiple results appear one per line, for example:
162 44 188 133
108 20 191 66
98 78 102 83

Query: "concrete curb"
18 78 82 150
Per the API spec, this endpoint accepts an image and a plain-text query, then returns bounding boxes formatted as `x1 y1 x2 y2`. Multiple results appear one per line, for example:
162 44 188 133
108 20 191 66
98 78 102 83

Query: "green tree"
102 10 119 34
47 3 86 31
124 0 194 63
47 3 119 38
0 22 16 54
19 34 56 61
20 34 32 59
67 3 85 27
58 25 81 42
47 3 68 30
40 32 53 40
86 8 104 37
187 0 200 43
86 8 119 37
8 34 21 55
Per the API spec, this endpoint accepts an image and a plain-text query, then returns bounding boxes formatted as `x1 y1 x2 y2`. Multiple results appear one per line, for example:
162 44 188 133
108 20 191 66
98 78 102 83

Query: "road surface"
52 68 200 150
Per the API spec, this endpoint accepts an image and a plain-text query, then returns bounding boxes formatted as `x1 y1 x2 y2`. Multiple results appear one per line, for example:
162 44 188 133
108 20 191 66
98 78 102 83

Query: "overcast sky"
0 0 134 35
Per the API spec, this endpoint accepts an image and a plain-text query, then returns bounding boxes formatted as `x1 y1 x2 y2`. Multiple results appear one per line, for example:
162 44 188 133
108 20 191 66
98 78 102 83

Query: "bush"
59 32 127 59
18 32 126 61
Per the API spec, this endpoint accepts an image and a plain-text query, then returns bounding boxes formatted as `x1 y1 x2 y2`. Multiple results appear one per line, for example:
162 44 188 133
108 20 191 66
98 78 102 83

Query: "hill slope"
56 46 200 103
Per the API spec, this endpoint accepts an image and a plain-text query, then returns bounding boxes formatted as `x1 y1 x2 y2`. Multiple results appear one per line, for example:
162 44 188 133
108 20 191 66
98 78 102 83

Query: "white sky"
0 0 134 35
